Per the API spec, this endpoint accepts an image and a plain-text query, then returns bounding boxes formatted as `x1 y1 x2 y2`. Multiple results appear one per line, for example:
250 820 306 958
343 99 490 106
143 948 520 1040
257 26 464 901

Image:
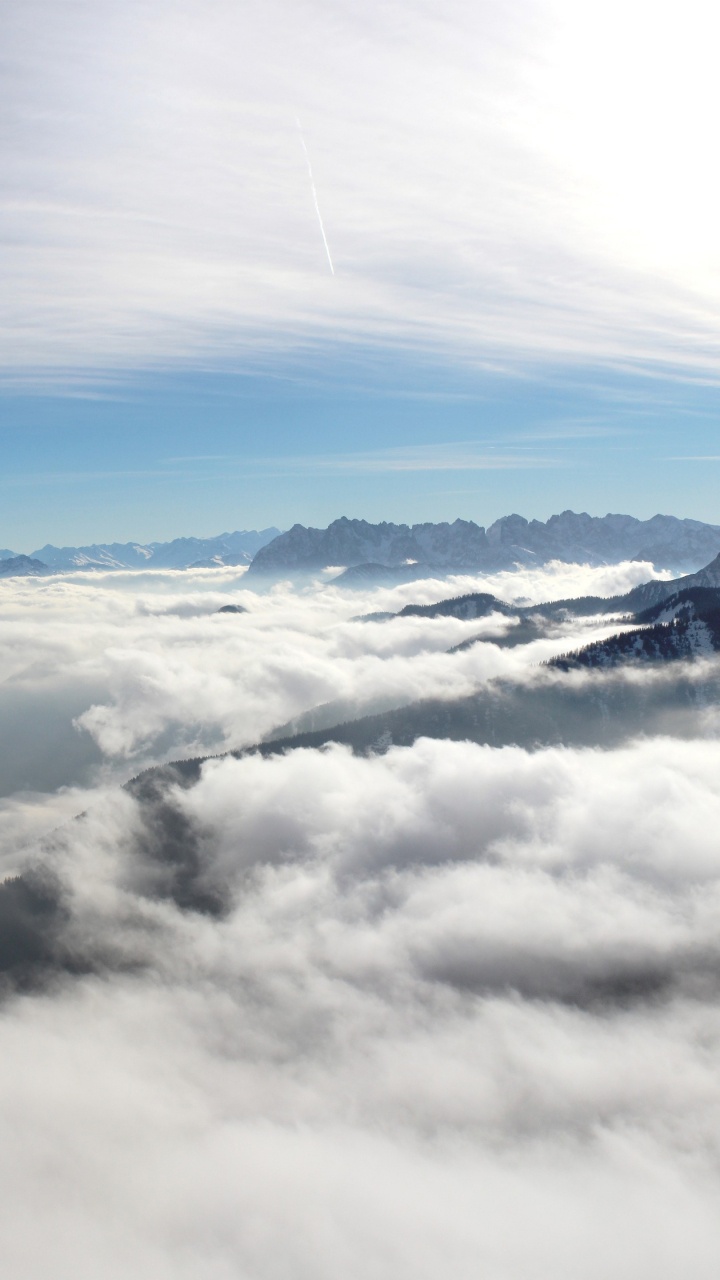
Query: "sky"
3 0 720 547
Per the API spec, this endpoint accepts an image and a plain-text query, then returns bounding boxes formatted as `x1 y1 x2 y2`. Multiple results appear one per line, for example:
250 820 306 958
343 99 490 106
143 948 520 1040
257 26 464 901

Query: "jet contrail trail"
295 116 335 276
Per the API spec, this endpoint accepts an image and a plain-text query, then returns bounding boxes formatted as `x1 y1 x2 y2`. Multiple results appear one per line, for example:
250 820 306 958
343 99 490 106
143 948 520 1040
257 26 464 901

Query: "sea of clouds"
2 560 720 1276
0 558 653 859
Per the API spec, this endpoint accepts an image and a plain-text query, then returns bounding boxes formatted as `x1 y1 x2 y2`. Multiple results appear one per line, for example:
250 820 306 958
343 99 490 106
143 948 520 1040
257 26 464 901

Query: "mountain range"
247 511 720 579
0 555 53 579
0 529 280 574
4 511 720 580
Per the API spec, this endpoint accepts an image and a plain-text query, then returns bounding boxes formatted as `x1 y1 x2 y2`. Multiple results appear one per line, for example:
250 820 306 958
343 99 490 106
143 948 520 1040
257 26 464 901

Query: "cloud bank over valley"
0 558 661 846
1 558 720 1273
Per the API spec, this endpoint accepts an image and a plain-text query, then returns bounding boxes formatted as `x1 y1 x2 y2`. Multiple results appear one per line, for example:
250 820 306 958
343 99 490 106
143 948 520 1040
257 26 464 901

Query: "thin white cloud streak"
161 422 621 465
296 116 335 276
3 737 720 1273
5 0 720 379
247 444 561 474
160 442 567 474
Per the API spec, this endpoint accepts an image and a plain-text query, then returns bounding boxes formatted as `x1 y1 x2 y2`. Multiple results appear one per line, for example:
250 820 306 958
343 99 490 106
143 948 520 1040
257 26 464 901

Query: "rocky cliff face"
247 517 491 576
248 512 720 578
488 511 720 569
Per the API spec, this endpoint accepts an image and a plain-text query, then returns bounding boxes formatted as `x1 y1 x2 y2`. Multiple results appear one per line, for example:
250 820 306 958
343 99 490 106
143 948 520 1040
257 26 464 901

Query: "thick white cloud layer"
3 735 720 1276
0 559 652 830
2 560 720 1273
5 0 720 377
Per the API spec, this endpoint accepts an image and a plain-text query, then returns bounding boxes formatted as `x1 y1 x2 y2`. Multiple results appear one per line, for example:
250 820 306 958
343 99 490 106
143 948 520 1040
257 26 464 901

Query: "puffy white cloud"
3 735 720 1274
0 549 717 1269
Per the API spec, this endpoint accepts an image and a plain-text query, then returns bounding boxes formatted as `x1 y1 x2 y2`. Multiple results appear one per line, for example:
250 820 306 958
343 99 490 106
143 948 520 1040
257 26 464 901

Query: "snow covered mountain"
247 517 490 577
6 513 720 579
247 512 720 578
27 528 280 573
550 588 720 670
246 517 489 577
485 510 720 570
0 555 51 578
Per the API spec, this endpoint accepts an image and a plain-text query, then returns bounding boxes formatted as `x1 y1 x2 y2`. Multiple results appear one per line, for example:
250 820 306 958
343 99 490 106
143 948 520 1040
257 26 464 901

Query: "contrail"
295 116 335 276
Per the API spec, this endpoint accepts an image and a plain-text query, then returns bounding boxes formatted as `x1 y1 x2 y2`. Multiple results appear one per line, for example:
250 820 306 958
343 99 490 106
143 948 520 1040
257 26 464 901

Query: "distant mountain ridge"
1 529 281 574
247 512 720 578
4 512 720 579
0 555 51 579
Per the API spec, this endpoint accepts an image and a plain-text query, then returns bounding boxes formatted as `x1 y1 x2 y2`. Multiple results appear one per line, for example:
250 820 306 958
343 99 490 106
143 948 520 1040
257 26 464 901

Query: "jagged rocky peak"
486 513 530 546
247 517 490 577
411 518 489 563
247 511 720 579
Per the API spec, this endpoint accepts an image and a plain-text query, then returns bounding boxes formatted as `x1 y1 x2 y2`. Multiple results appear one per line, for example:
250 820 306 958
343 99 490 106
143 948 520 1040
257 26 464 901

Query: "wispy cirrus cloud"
4 0 720 383
163 442 563 474
0 445 563 491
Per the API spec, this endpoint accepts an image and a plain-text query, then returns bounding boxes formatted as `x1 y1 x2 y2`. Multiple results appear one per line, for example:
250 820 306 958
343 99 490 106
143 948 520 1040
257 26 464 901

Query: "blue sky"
3 0 720 549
